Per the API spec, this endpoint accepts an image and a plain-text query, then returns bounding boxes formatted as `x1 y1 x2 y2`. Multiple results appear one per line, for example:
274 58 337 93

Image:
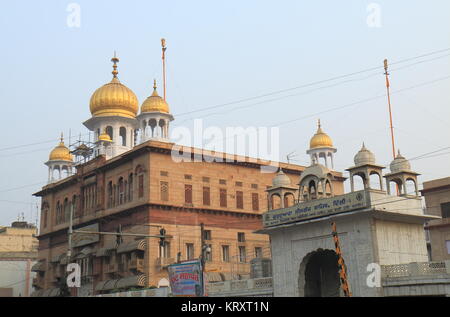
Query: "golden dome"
49 135 73 161
310 120 334 149
89 55 138 118
140 80 170 114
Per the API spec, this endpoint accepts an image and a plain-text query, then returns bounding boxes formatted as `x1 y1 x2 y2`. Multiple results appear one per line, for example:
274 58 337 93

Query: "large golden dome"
310 120 333 149
89 55 139 118
49 136 73 161
141 80 170 113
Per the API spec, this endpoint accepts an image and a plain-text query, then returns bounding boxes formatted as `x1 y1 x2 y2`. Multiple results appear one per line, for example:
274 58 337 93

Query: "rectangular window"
236 191 244 209
160 171 168 177
185 184 193 204
239 246 246 263
184 174 192 180
255 247 263 258
219 179 226 185
138 175 144 198
441 202 450 218
160 242 171 258
235 181 243 187
251 184 258 189
252 193 259 211
186 243 195 260
205 244 212 262
203 187 210 206
202 177 210 183
203 230 211 241
238 232 245 243
446 240 450 254
220 189 227 207
222 245 230 262
160 181 169 202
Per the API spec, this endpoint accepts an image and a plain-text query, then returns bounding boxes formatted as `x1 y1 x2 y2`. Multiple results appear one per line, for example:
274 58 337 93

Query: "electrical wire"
173 48 450 118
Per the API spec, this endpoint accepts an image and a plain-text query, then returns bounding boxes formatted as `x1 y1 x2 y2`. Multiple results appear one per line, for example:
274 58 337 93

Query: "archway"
298 249 340 297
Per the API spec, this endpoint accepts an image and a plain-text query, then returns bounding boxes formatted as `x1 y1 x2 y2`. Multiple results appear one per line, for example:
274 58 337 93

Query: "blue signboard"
167 260 204 297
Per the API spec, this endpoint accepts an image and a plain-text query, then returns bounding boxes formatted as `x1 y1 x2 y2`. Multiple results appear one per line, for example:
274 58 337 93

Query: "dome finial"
151 79 159 97
111 51 119 78
60 132 64 144
318 119 321 129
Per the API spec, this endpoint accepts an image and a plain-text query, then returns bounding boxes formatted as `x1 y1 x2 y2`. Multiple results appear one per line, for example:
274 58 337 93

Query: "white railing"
382 261 450 278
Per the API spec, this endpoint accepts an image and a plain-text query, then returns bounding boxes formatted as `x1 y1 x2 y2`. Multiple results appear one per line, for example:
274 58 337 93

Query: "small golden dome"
49 135 73 161
141 80 170 114
89 55 139 118
98 130 112 142
310 120 333 149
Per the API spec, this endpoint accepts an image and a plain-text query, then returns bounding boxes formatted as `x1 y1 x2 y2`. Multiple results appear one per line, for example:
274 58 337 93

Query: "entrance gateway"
258 123 435 297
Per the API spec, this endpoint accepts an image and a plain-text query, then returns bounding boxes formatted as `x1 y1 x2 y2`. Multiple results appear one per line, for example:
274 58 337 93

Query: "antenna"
286 151 298 164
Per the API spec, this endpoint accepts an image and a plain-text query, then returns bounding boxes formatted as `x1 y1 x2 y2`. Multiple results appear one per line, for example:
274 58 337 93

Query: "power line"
2 48 449 155
173 48 450 118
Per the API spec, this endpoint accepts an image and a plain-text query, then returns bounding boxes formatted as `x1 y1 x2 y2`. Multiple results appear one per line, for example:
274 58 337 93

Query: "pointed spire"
111 51 119 79
361 142 367 150
317 119 324 133
151 79 159 97
59 132 65 145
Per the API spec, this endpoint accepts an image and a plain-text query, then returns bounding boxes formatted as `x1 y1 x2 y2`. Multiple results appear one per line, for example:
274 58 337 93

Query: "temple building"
31 55 346 296
260 129 441 297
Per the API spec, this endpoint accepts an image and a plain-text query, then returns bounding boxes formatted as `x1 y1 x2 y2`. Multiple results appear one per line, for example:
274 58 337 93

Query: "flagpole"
161 38 167 101
384 59 396 159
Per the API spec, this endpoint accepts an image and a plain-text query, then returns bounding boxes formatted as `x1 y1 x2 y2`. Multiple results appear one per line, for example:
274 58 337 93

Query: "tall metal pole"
67 204 74 260
66 203 74 297
384 59 396 159
161 38 167 101
200 222 205 296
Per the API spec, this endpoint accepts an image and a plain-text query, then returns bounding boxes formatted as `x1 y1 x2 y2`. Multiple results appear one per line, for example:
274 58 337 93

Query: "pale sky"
0 1 449 226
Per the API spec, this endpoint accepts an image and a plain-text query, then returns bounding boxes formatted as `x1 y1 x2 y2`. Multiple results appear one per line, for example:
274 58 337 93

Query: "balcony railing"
382 261 450 278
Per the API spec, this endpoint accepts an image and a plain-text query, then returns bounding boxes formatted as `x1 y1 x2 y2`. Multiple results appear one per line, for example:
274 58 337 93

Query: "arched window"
63 198 69 223
72 195 78 218
56 201 61 224
369 172 382 190
106 126 113 140
120 127 127 146
118 177 124 205
113 184 117 206
284 193 295 208
271 194 281 210
41 202 49 228
107 181 113 208
124 180 128 202
136 166 144 198
128 173 133 201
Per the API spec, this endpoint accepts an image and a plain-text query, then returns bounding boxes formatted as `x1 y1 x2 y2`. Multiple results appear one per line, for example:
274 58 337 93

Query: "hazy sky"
0 1 449 226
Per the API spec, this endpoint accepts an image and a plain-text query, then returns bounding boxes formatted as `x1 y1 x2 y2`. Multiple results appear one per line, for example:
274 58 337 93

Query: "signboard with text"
263 190 368 227
167 260 204 297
